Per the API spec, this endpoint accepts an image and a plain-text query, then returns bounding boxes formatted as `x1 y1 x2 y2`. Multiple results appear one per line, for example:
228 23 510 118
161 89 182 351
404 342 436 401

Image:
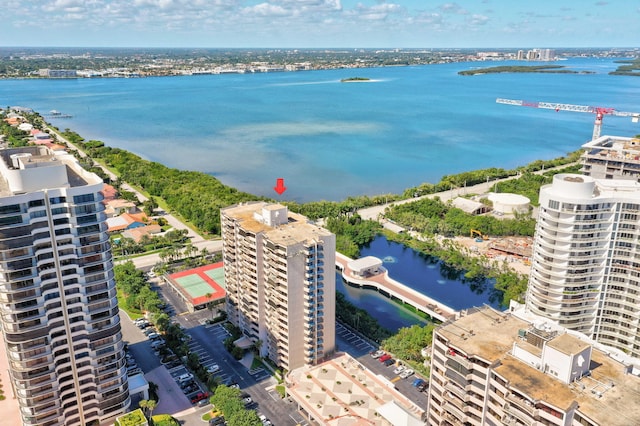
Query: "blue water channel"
337 235 503 332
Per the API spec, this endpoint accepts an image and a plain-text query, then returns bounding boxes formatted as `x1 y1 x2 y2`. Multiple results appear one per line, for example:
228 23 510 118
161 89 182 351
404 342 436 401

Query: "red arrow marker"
274 178 287 195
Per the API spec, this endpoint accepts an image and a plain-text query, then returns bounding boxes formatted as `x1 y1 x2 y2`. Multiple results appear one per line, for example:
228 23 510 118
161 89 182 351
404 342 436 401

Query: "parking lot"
121 271 428 425
335 322 375 356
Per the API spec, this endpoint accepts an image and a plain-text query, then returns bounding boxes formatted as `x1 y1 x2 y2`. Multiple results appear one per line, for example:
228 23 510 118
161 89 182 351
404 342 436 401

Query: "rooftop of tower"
222 201 333 246
0 146 101 196
437 307 640 425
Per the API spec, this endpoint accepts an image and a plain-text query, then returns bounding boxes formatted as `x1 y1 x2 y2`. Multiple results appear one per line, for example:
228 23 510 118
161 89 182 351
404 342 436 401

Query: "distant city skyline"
1 0 638 49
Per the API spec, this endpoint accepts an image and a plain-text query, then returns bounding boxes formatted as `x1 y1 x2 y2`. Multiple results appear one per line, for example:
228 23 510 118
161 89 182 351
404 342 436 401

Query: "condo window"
73 194 95 204
0 204 21 214
49 196 67 205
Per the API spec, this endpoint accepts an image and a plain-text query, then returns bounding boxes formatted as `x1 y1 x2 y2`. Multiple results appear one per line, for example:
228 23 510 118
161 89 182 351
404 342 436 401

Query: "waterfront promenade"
336 252 457 322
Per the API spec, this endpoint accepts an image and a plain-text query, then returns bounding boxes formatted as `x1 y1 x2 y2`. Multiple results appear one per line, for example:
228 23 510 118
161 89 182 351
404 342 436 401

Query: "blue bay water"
1 58 639 202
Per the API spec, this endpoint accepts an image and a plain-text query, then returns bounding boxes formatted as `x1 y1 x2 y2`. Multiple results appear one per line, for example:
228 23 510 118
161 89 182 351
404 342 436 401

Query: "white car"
393 365 405 375
400 369 415 379
206 364 220 374
178 373 194 383
370 350 384 359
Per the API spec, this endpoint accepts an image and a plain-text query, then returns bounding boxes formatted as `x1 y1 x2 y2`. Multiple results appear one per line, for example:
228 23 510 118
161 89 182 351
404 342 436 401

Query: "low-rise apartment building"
427 306 640 426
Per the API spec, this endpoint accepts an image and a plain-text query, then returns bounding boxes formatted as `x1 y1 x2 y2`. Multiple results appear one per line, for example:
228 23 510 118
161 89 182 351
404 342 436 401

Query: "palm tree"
253 339 263 356
146 400 157 419
204 292 215 319
139 399 149 417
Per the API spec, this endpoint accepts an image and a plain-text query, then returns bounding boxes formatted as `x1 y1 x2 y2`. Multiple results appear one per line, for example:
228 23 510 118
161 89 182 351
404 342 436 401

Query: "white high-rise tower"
527 173 640 358
0 146 129 426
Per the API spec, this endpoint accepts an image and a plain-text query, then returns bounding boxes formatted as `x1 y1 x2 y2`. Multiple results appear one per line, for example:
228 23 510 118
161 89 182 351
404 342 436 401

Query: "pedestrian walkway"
336 252 457 322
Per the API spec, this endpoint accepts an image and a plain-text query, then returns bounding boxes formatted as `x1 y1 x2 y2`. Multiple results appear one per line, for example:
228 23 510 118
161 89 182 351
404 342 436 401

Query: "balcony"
445 351 473 370
445 382 467 400
505 394 537 417
443 401 466 422
504 402 535 426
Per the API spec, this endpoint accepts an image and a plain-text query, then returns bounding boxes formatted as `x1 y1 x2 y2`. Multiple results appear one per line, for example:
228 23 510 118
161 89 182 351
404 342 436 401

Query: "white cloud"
243 3 290 17
439 2 468 15
467 14 489 26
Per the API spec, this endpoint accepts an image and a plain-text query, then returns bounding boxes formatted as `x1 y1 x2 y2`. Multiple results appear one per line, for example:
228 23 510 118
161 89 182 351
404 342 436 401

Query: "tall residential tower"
221 202 335 372
526 173 640 358
0 147 129 426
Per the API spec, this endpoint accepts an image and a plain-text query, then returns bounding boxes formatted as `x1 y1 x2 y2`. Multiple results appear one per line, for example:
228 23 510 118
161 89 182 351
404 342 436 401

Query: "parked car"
191 392 210 404
383 358 394 366
393 365 406 375
197 398 210 407
370 350 384 359
182 383 199 394
258 413 272 426
150 341 165 350
242 395 253 406
412 378 425 387
143 328 157 336
400 369 415 379
134 319 150 328
147 332 160 340
206 364 220 374
209 416 225 426
379 354 392 362
417 381 429 392
178 373 194 383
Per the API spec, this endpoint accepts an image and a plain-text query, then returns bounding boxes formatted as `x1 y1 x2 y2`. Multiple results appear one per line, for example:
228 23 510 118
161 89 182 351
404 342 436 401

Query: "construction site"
455 234 533 275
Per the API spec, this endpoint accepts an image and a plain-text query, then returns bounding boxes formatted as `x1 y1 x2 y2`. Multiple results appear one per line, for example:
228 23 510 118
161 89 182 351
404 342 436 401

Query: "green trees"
325 214 382 258
139 399 157 419
210 385 261 426
386 197 536 238
336 292 392 342
382 324 434 363
114 261 163 316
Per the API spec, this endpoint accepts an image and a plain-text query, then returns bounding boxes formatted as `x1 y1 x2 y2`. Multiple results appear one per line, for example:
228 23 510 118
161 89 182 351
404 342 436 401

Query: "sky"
0 0 638 48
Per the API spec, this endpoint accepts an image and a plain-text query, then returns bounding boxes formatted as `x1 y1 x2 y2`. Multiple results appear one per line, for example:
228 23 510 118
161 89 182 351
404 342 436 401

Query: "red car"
191 392 210 404
379 354 392 362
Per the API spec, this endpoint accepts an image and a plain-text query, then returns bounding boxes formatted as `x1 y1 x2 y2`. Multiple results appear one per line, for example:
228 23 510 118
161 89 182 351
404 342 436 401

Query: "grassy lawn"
116 288 144 320
250 356 266 370
201 408 222 421
151 414 178 426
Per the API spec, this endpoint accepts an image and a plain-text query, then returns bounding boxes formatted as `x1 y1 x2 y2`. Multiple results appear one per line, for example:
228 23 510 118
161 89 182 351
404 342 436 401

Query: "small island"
341 77 371 82
610 58 640 77
458 65 591 76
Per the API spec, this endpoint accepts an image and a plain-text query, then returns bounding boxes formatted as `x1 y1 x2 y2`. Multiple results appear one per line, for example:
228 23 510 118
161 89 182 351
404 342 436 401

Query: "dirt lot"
453 236 532 275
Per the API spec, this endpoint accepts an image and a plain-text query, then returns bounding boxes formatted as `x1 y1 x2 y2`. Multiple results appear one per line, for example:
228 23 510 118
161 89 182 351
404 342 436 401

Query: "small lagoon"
337 235 503 332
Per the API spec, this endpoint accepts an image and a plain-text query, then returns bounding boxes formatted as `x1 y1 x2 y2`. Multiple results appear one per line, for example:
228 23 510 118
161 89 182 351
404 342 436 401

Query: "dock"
335 253 458 322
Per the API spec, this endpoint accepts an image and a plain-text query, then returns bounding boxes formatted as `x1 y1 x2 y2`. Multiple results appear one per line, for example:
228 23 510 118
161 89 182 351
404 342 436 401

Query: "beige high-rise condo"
221 202 336 372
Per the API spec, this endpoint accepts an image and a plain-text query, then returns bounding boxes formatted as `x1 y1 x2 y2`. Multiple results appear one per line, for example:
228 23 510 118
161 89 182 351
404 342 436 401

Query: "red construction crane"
496 98 640 141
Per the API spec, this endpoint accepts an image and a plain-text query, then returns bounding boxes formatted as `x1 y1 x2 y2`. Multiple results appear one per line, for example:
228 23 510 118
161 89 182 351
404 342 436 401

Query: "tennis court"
166 262 226 311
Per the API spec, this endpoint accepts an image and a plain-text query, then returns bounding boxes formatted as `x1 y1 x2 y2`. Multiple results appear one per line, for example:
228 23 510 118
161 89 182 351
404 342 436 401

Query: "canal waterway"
337 235 502 332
